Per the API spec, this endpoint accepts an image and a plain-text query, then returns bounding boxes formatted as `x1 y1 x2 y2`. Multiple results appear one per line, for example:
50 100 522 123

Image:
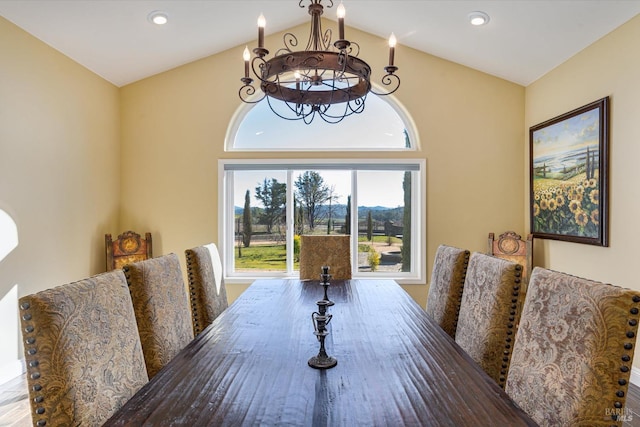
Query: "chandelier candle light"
239 0 400 124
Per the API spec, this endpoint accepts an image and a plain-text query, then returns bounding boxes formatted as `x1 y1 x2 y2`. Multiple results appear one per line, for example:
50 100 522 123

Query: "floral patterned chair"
454 252 524 388
185 243 228 336
19 270 148 427
425 245 470 338
105 230 152 271
299 235 352 280
505 267 640 426
487 231 532 284
124 253 194 379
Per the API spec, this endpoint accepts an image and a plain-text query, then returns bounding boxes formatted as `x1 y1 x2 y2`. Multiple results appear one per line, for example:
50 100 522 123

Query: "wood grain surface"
104 279 537 426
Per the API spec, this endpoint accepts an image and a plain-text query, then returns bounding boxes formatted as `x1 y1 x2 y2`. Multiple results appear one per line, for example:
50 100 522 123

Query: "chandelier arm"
335 52 348 81
370 73 401 96
321 29 332 51
346 41 360 58
278 33 299 55
239 83 266 104
250 56 271 84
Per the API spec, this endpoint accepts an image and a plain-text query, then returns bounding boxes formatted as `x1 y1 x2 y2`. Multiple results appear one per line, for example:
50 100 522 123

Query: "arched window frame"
225 91 420 152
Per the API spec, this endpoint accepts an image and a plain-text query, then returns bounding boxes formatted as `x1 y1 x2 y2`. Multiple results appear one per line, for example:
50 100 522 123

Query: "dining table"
104 278 537 426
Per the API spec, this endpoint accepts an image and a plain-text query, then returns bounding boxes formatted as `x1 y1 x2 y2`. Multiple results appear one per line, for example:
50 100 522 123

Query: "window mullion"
224 171 235 276
351 170 358 277
286 170 294 275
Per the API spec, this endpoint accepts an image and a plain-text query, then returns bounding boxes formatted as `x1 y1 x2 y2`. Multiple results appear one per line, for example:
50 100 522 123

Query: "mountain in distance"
235 204 398 213
235 204 403 221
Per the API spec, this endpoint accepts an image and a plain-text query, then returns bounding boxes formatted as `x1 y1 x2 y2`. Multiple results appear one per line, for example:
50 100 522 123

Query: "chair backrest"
299 235 352 280
505 267 640 426
487 231 532 284
105 230 152 271
425 244 470 338
455 252 524 388
123 253 194 379
185 243 228 336
19 270 148 427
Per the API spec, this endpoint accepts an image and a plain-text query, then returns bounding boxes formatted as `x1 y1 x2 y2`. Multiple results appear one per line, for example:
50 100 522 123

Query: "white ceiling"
1 0 639 87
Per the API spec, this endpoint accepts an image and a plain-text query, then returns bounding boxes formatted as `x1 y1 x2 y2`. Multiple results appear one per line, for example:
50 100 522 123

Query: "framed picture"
529 97 609 246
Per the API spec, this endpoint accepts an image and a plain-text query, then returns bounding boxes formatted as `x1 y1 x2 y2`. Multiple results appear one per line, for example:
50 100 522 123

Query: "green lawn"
234 244 294 270
235 235 402 270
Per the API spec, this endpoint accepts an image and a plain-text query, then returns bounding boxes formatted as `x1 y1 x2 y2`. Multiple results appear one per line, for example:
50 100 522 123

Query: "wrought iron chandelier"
239 0 400 124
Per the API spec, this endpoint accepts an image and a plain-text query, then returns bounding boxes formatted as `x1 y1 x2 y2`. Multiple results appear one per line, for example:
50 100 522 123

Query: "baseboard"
631 367 640 387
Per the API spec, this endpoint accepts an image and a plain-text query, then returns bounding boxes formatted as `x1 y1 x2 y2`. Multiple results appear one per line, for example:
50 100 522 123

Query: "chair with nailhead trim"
505 267 640 427
487 231 533 284
425 245 470 338
185 243 228 336
123 253 194 379
454 252 524 388
18 270 148 427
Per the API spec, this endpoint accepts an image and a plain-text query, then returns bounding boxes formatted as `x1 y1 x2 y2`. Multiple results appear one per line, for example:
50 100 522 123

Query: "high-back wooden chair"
506 267 640 426
123 253 194 379
455 252 524 388
19 270 148 427
185 243 228 336
487 231 532 284
425 244 470 338
299 235 352 280
105 230 152 271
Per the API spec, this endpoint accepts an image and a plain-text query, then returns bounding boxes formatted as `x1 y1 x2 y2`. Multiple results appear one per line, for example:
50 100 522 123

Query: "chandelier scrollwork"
239 0 400 124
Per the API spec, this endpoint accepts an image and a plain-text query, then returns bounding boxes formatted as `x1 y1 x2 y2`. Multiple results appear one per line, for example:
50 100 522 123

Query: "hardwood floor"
0 371 30 427
2 369 640 426
625 382 640 427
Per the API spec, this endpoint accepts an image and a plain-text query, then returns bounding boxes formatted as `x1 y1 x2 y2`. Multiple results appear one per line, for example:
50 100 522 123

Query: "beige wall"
119 21 525 306
0 17 121 359
525 15 640 367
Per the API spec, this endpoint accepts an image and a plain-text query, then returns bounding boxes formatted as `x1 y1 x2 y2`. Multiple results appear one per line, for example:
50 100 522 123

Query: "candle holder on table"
308 266 337 369
319 265 334 306
308 299 337 369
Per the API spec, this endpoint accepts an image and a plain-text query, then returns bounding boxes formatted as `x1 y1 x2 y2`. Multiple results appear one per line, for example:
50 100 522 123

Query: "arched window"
226 93 418 151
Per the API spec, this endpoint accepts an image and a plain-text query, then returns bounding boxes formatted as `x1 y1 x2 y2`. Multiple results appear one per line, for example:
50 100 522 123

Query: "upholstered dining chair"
299 235 352 280
123 253 194 379
19 270 148 427
105 230 152 271
487 231 533 284
454 252 524 388
185 243 228 336
425 244 470 338
505 267 640 427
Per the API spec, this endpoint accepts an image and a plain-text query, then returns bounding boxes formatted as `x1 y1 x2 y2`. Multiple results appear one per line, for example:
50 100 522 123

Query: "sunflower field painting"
529 97 609 246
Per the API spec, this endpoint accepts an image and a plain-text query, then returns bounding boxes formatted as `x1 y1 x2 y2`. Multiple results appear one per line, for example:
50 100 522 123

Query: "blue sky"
234 169 406 209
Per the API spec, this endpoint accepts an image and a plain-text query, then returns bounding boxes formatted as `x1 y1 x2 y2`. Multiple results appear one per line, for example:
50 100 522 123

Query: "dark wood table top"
105 279 537 426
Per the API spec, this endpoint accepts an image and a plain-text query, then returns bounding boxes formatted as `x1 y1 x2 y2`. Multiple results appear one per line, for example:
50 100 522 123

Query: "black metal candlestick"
320 265 334 306
308 265 337 369
308 299 337 369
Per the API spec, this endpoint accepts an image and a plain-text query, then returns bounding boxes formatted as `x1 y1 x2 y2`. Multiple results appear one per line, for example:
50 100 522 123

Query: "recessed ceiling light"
148 11 168 25
468 11 490 26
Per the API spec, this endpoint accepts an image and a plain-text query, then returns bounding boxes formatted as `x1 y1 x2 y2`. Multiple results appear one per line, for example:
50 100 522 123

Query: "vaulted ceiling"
1 1 639 87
